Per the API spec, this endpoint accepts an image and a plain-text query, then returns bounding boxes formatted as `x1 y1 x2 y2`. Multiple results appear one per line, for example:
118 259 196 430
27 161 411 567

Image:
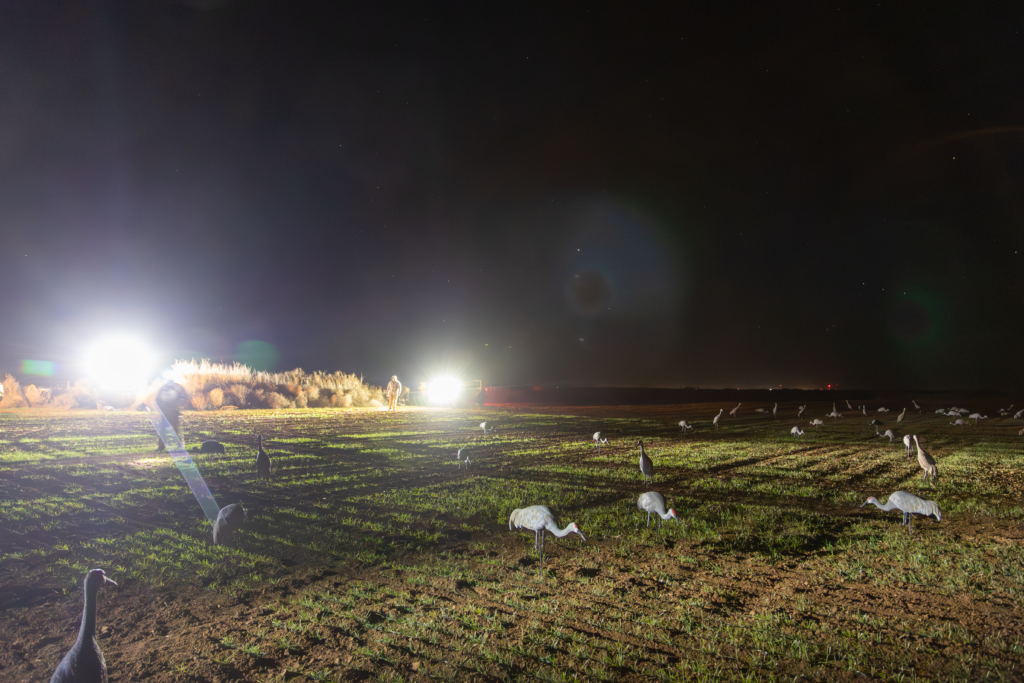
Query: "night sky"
2 2 1023 391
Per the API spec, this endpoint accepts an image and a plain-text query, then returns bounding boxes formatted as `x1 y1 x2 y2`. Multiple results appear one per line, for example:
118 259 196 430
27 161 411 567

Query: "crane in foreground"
876 427 896 443
713 409 723 429
637 439 654 485
861 491 941 533
790 426 805 438
509 505 585 569
637 491 679 528
593 432 609 451
256 434 272 481
678 420 693 432
456 448 471 469
213 503 247 546
50 569 117 683
913 435 938 484
903 434 913 460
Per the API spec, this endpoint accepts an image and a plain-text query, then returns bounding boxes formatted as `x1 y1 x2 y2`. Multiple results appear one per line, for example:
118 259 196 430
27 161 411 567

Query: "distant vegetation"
0 359 384 411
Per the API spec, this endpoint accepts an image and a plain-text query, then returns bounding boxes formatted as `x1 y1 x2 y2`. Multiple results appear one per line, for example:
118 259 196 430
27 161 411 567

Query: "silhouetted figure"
155 381 188 452
386 375 402 411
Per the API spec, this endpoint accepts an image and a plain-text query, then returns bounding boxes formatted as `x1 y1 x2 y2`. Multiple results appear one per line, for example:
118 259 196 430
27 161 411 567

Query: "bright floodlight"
427 375 463 404
84 335 155 391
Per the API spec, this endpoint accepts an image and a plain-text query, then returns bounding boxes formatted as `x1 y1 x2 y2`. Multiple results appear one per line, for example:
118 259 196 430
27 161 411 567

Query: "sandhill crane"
827 410 843 421
968 413 987 424
190 440 226 454
1015 408 1024 419
256 435 272 480
637 439 654 485
790 426 804 438
896 408 906 423
713 409 723 429
957 408 969 415
877 407 890 413
846 399 853 410
861 406 867 416
913 435 938 484
950 418 969 427
593 431 609 450
480 421 493 434
876 428 896 443
903 434 913 460
50 569 117 683
213 503 246 546
912 400 921 414
861 491 941 532
637 491 679 528
456 448 471 469
869 418 884 427
729 403 741 417
772 403 778 419
678 420 693 432
797 405 806 418
755 408 768 414
944 410 959 417
509 505 585 569
809 419 824 427
997 404 1013 416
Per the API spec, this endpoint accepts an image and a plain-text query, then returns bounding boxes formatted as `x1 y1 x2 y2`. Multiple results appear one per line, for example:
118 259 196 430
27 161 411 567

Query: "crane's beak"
858 501 870 508
104 575 118 586
577 530 587 543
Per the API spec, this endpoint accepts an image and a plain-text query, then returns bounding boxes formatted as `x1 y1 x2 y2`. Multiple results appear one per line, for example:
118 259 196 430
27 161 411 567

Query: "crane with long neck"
861 491 941 532
509 506 585 569
50 569 117 683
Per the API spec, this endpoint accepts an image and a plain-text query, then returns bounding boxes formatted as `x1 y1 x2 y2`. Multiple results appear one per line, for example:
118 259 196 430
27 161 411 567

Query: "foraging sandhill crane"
876 428 896 443
869 418 884 427
913 435 938 484
950 418 969 426
772 403 778 419
944 410 959 417
730 403 741 417
861 491 941 532
957 408 970 415
509 505 585 569
456 448 471 469
809 419 824 427
637 491 679 528
934 408 946 415
968 413 987 424
713 409 723 429
678 420 693 432
637 439 654 485
903 434 913 459
790 426 804 438
826 410 843 421
190 440 227 454
912 399 921 414
256 435 272 480
50 569 117 683
1015 408 1024 419
213 503 246 546
593 432 609 450
797 405 806 418
480 421 493 434
896 408 906 423
755 408 768 415
877 407 890 413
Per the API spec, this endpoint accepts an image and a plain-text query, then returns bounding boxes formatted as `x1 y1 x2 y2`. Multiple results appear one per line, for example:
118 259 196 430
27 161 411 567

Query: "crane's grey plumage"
968 413 987 424
896 408 906 423
950 418 969 426
772 403 778 418
913 435 938 484
827 410 843 421
509 505 585 569
877 407 890 413
912 399 921 414
903 434 913 460
755 408 768 414
637 491 679 528
790 426 804 438
876 428 896 443
846 399 853 410
809 418 824 427
729 403 741 417
637 439 654 485
1015 408 1024 419
255 434 272 480
456 448 471 469
593 431 609 450
869 418 883 426
861 406 867 416
678 420 693 432
50 569 117 683
797 405 806 418
713 408 723 429
190 440 226 454
480 421 493 434
213 503 246 545
862 491 941 532
935 408 946 415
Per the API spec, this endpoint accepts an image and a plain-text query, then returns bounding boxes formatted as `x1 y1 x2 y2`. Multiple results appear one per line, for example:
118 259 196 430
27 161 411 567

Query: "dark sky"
2 1 1023 391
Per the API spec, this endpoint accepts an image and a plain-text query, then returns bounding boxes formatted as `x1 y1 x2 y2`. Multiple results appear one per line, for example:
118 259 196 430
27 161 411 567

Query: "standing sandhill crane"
876 428 896 443
790 426 804 438
809 419 824 427
509 505 585 569
950 418 969 426
713 409 723 429
593 432 609 450
480 421 493 434
456 448 471 469
730 403 741 417
637 439 654 485
912 399 921 414
968 413 987 424
846 399 853 410
637 491 679 528
213 503 247 545
797 405 806 418
772 403 778 419
903 434 913 460
678 420 693 432
861 406 867 416
50 569 117 683
913 435 938 484
1015 408 1024 419
256 435 272 481
861 491 941 532
897 408 906 423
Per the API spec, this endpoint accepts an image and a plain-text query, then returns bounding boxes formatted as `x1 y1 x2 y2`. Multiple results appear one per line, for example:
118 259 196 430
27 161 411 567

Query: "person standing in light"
386 375 402 412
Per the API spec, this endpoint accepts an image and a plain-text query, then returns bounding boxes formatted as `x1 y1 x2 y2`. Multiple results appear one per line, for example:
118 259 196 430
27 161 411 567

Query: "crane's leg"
646 511 651 528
